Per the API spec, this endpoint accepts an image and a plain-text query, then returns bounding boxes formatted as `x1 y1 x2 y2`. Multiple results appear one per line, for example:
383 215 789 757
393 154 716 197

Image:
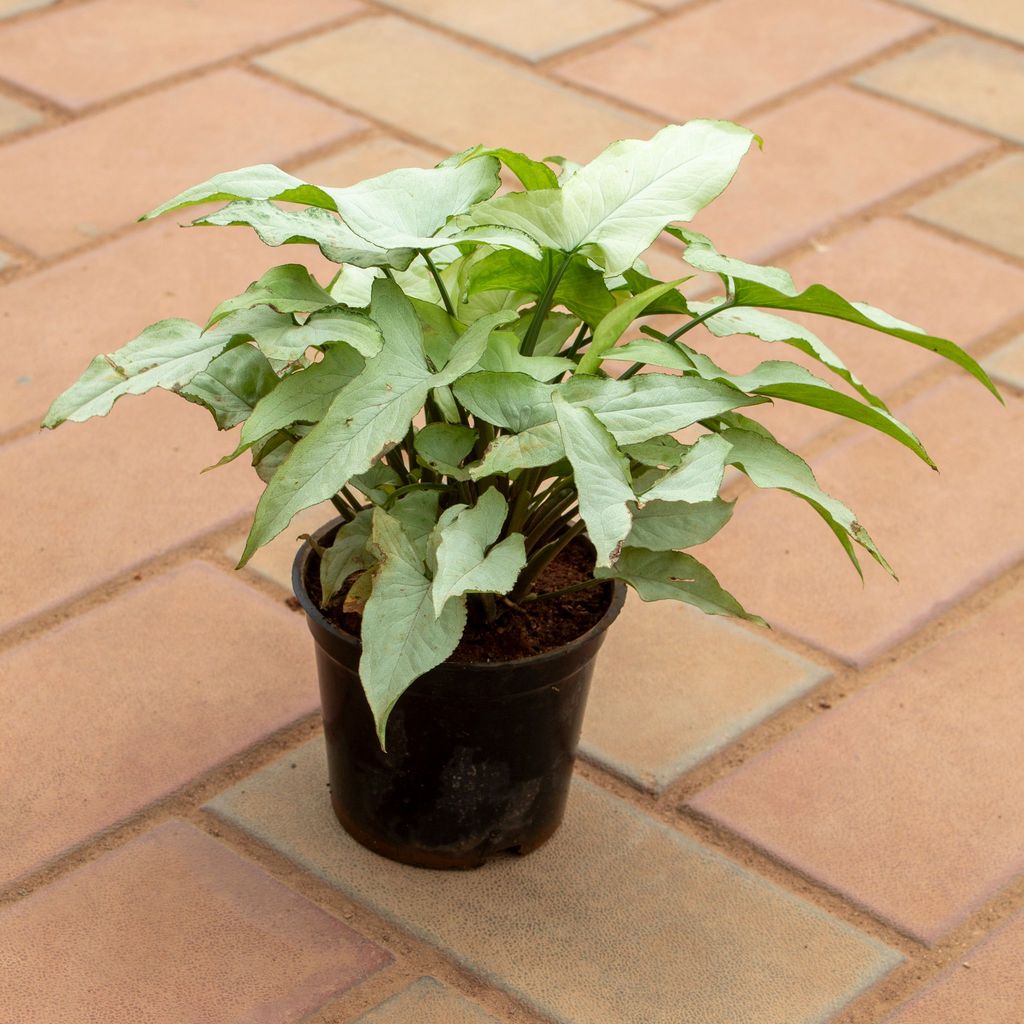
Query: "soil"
304 535 612 663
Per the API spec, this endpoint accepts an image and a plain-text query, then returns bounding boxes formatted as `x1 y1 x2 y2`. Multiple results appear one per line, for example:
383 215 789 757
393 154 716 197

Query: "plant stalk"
421 250 455 317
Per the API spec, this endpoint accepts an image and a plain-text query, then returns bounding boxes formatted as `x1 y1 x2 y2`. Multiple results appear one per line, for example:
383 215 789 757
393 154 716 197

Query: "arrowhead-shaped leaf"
637 433 731 504
179 342 278 429
460 120 758 274
627 498 734 550
553 393 635 567
206 265 334 327
446 145 559 190
431 489 526 615
361 508 467 747
597 547 764 623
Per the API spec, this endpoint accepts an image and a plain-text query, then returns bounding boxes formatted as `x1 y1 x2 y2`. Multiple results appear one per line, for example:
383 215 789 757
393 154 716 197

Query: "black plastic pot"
292 518 626 870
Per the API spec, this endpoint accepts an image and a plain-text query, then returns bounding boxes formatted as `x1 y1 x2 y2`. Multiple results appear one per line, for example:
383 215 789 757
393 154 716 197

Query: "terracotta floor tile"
256 15 659 162
882 911 1024 1021
0 90 40 135
0 563 316 883
0 0 364 109
0 220 335 434
700 377 1024 664
986 334 1024 391
911 154 1024 260
558 0 927 119
898 0 1024 46
376 0 649 61
0 821 390 1022
857 34 1024 144
295 134 441 187
354 978 498 1023
0 392 262 632
209 741 899 1024
0 68 365 257
686 87 989 262
582 593 829 790
691 583 1024 943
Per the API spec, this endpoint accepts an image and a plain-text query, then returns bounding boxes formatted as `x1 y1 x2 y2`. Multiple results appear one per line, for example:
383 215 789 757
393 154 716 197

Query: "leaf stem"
511 518 587 601
421 250 455 317
663 297 735 344
330 493 354 522
521 576 604 605
522 252 572 356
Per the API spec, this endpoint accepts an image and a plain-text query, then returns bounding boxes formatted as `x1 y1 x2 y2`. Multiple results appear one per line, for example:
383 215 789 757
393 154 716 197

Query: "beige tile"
883 911 1024 1021
911 154 1024 260
692 584 1024 943
0 821 390 1021
0 91 40 135
0 563 316 883
688 87 989 262
0 68 365 257
582 593 829 790
0 392 262 631
899 0 1024 46
700 378 1024 665
209 741 899 1024
354 978 498 1023
0 0 364 109
857 34 1024 144
376 0 649 61
0 0 53 15
257 15 659 161
0 220 335 434
296 134 441 187
986 334 1024 391
559 0 927 118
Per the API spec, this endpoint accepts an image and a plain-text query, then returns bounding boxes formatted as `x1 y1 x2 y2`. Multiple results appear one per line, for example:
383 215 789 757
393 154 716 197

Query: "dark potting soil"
305 536 612 663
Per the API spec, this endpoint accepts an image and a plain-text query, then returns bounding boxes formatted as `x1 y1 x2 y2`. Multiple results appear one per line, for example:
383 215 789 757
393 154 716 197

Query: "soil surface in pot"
305 536 612 663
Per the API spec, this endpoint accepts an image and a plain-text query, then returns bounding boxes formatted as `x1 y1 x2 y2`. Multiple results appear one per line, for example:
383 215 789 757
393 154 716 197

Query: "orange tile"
0 68 365 257
0 0 364 109
691 584 1024 943
0 821 390 1020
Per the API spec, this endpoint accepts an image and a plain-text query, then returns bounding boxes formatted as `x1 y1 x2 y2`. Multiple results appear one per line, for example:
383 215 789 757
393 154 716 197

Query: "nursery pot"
292 518 626 870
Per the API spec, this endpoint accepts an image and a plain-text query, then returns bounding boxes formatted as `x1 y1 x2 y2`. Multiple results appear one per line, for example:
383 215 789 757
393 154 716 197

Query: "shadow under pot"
292 517 626 870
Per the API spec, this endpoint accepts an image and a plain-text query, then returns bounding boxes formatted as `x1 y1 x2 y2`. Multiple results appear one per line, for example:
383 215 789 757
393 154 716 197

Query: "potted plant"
43 122 998 869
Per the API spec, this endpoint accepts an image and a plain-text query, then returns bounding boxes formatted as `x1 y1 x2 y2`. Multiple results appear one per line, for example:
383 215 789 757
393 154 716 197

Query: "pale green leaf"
476 331 573 381
361 508 467 746
597 547 764 622
622 434 691 468
446 145 558 190
179 341 278 429
460 120 758 274
553 393 634 567
638 433 731 504
431 489 526 615
453 371 556 431
509 310 580 356
627 498 734 550
414 422 477 478
206 265 334 326
320 510 374 605
141 164 335 220
666 227 795 291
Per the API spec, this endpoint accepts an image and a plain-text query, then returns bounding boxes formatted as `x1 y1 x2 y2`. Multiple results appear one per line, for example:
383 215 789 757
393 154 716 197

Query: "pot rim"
292 515 627 673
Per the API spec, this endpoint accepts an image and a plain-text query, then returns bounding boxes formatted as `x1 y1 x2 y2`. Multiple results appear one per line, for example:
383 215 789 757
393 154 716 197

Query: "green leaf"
389 490 442 561
43 318 227 428
431 489 526 615
730 279 1000 400
414 422 477 478
459 120 758 274
627 498 734 550
597 547 764 623
434 310 518 382
240 343 365 446
349 463 402 504
238 278 434 564
320 510 374 605
194 201 417 270
361 508 467 747
637 433 731 504
576 277 689 374
619 267 691 314
179 341 278 429
476 331 573 381
721 426 891 577
553 393 634 567
453 371 557 431
622 434 691 468
509 310 579 356
681 303 886 409
447 145 559 190
666 227 796 292
141 164 336 220
206 265 334 327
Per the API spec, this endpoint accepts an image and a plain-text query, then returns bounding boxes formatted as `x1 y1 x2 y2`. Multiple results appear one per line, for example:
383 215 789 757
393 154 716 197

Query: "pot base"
330 791 561 870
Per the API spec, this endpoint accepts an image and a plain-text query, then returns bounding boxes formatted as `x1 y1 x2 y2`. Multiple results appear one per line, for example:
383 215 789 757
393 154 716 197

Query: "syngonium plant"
43 121 999 744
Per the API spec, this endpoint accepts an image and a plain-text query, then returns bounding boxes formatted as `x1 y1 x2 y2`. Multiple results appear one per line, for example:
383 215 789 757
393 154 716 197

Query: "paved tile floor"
1 1 1021 1021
